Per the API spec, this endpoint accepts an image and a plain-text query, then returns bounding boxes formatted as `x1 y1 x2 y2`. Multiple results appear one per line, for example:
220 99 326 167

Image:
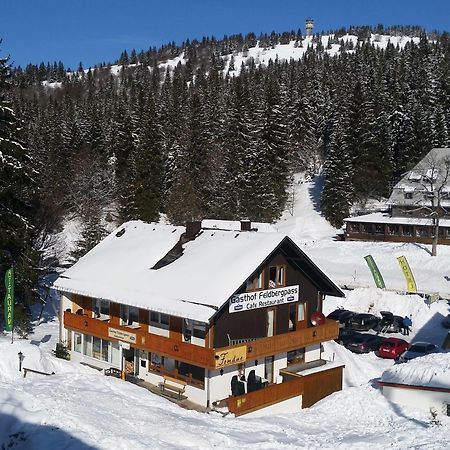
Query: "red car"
378 337 410 359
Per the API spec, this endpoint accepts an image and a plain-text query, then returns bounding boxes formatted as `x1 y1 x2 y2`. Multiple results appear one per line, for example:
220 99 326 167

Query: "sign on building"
229 285 299 313
214 346 247 368
108 327 137 344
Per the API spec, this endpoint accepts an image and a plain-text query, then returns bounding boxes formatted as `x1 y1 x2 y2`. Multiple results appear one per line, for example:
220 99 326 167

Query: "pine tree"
0 50 39 324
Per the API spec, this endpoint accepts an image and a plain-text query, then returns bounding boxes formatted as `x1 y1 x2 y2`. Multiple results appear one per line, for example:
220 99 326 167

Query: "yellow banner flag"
397 256 417 293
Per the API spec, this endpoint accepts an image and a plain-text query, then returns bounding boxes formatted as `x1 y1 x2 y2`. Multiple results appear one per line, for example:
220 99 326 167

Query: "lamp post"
18 351 24 372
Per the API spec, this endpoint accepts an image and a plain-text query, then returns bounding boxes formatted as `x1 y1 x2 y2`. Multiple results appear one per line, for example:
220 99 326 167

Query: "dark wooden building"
55 220 344 417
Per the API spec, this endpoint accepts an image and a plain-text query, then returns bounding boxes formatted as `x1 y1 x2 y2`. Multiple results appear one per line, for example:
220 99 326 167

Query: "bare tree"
410 153 450 256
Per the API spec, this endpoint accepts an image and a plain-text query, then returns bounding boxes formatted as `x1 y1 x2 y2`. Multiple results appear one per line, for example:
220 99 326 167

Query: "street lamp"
18 351 24 372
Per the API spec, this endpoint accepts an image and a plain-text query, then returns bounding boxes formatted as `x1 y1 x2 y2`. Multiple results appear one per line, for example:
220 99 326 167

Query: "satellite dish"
310 311 326 326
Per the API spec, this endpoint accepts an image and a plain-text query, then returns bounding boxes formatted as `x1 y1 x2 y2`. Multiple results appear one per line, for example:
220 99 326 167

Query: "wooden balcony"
64 311 215 368
227 363 344 416
214 318 339 362
227 377 305 416
64 312 338 370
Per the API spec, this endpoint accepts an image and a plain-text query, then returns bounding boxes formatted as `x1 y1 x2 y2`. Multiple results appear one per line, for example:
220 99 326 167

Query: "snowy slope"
276 174 450 299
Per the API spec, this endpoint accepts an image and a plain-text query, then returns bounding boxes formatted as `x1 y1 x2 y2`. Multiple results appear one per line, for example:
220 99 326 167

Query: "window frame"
268 265 286 288
246 270 265 291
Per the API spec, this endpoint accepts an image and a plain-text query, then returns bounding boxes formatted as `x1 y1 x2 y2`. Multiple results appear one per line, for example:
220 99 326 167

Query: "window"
350 223 360 233
93 336 102 359
297 303 305 321
149 352 164 371
193 321 206 339
269 265 286 288
246 270 264 291
289 304 296 331
362 223 373 234
287 348 305 365
120 304 139 326
150 311 170 328
93 299 110 319
74 333 82 353
111 342 120 366
83 335 92 357
402 225 413 236
404 192 413 199
177 362 205 382
374 223 384 234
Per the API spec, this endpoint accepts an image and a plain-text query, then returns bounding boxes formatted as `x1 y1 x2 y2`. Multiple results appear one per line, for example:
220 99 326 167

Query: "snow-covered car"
376 311 404 333
377 337 409 359
441 314 450 329
348 313 380 331
344 333 383 354
396 342 438 363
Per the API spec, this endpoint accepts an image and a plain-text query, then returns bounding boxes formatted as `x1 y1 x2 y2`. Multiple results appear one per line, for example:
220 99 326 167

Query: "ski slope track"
1 174 450 449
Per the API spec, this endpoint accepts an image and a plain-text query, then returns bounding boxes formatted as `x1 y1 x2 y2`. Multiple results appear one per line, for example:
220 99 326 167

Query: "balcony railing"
64 312 339 370
227 377 305 416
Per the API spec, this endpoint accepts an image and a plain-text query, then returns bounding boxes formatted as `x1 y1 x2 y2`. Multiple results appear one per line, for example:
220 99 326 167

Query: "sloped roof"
388 148 450 207
381 353 450 390
54 221 343 322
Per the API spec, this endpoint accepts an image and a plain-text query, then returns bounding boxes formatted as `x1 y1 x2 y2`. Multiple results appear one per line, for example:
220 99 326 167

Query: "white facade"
382 384 450 416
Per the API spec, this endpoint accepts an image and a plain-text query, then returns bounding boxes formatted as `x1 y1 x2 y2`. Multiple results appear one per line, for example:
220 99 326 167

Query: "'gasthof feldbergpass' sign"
229 285 299 313
108 327 137 344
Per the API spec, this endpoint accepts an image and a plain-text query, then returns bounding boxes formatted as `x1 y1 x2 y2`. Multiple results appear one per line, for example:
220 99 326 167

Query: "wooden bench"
158 376 186 398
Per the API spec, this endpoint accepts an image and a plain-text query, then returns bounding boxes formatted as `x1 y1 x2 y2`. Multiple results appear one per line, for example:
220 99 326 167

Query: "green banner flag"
4 268 14 331
364 255 386 289
397 256 417 293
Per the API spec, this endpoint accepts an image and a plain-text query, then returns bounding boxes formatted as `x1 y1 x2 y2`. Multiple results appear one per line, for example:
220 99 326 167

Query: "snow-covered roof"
380 353 450 390
388 148 450 207
54 221 295 322
344 212 450 227
202 219 277 232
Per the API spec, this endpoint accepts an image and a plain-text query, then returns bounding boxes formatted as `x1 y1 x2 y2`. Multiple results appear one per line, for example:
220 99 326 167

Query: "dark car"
377 337 410 359
345 333 383 354
442 314 450 329
349 313 380 331
327 309 356 328
377 311 404 333
397 342 438 363
335 328 360 346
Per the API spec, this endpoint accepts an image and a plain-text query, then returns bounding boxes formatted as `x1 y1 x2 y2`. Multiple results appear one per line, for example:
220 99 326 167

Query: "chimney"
185 221 202 240
240 220 251 232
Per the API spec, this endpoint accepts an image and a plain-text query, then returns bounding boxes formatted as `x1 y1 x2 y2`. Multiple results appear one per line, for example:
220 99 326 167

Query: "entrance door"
123 348 135 375
267 308 275 337
264 356 274 383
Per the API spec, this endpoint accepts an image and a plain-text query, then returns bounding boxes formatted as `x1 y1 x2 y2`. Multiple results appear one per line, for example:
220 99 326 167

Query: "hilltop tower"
305 18 314 37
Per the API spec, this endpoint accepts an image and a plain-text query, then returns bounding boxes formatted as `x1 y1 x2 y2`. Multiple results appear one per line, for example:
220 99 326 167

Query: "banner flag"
4 268 14 331
397 256 417 293
364 255 386 289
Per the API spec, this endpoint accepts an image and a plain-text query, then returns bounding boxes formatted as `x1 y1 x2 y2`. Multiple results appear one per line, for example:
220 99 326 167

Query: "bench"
23 367 55 378
158 376 186 398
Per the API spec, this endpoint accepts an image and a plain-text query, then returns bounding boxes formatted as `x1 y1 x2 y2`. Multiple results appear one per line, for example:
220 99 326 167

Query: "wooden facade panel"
64 312 215 368
65 313 338 369
169 316 183 341
213 252 324 348
215 319 339 361
228 377 304 417
109 302 120 326
301 366 343 408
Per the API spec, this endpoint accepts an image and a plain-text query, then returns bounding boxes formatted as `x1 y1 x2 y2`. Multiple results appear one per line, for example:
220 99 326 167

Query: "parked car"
397 342 438 363
327 309 352 321
442 314 450 329
377 311 404 333
349 313 380 331
377 337 410 359
338 311 357 328
344 333 383 354
335 328 360 346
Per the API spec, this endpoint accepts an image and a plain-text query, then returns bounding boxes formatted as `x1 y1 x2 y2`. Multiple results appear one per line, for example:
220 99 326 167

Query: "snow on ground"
277 175 450 298
1 173 450 449
0 316 449 450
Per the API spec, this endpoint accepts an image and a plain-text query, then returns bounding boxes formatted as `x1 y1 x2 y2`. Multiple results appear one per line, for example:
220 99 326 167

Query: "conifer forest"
2 25 450 310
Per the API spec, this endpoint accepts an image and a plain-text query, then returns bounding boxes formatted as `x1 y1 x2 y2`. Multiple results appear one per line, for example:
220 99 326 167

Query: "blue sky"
3 0 450 69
